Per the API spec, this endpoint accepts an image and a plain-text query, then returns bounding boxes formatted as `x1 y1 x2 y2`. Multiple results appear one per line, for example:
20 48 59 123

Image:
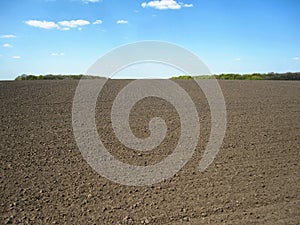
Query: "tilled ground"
0 80 299 224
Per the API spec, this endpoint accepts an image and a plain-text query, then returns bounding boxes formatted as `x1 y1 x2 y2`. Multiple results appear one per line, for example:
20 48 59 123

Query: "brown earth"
0 80 299 224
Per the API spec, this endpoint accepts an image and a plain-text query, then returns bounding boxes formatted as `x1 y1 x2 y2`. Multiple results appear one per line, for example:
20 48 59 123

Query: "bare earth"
1 80 299 224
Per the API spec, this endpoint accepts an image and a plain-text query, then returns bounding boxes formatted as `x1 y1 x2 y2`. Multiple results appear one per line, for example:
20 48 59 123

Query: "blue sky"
0 0 300 80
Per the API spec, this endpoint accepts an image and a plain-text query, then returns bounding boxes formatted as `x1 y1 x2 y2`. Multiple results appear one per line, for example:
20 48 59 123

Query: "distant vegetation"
15 74 105 80
171 72 300 80
14 72 300 80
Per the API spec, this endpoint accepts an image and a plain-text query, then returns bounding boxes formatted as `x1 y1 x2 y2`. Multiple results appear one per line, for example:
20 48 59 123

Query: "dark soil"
1 80 299 224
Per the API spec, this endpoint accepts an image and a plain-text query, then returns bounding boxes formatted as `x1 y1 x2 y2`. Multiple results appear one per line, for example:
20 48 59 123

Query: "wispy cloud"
93 20 103 25
51 52 64 56
141 0 193 10
3 43 13 48
58 19 90 28
12 56 21 59
25 19 90 30
235 58 241 61
25 20 59 29
0 34 16 38
183 3 193 8
292 57 300 61
116 20 128 24
82 0 101 3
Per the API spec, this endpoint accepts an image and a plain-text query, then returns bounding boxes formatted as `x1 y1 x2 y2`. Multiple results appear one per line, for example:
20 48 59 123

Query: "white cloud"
25 19 90 30
59 27 70 31
183 3 193 8
58 19 90 28
93 19 103 25
292 57 300 61
12 56 21 59
141 0 193 10
51 52 64 56
3 43 13 48
235 58 241 61
117 20 128 24
0 34 16 38
82 0 101 3
25 20 59 29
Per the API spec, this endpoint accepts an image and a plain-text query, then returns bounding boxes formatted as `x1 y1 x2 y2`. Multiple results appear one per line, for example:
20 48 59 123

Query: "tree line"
15 74 104 80
15 72 300 80
171 72 300 80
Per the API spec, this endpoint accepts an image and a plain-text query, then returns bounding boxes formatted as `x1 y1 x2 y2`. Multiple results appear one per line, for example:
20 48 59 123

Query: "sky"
0 0 300 80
